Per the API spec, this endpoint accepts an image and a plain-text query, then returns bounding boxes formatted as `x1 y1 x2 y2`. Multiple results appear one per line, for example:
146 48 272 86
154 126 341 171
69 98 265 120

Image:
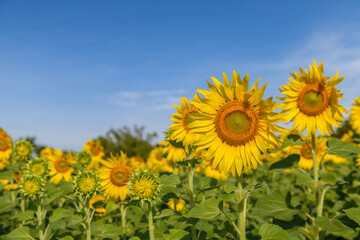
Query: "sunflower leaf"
259 223 291 240
315 216 353 233
344 208 360 225
326 138 360 157
269 154 300 170
186 198 221 219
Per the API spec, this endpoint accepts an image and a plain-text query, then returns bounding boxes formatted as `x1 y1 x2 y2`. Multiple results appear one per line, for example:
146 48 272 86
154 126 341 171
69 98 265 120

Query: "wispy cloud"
109 89 189 110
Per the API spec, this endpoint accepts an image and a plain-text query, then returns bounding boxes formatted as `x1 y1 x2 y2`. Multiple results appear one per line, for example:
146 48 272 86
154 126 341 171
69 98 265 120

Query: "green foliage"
97 125 157 159
259 223 291 240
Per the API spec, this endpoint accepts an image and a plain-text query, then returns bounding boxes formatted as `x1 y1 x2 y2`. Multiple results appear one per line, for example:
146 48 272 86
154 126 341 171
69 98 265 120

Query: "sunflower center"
133 178 156 198
91 146 100 156
298 85 329 116
215 101 258 146
31 163 46 176
16 144 30 157
55 159 70 173
24 180 40 194
78 176 96 194
0 136 9 151
110 167 130 186
300 144 313 159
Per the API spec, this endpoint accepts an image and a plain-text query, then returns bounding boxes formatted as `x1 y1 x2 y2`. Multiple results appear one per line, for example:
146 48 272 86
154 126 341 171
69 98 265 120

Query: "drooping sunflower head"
130 156 146 171
146 146 173 173
0 127 12 162
49 150 75 184
160 138 186 163
74 170 100 198
20 174 44 198
279 61 347 137
98 152 133 202
167 198 185 212
84 139 104 161
128 169 161 202
190 71 284 176
14 140 33 161
350 97 360 135
169 96 201 147
76 151 93 167
27 157 50 177
89 195 106 216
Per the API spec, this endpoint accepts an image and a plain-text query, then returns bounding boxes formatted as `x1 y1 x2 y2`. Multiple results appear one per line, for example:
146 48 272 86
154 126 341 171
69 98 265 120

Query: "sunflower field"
2 61 360 240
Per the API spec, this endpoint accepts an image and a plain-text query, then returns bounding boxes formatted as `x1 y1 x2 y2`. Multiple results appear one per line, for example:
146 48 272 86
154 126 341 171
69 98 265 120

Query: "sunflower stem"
120 204 127 240
188 162 197 240
311 134 319 184
148 202 155 240
86 206 92 240
236 176 246 240
36 196 45 240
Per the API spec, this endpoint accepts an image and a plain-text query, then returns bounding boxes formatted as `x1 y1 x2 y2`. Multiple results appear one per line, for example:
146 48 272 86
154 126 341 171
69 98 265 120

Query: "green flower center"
23 179 41 194
298 85 329 116
31 163 46 176
303 90 324 109
78 176 96 194
224 111 252 134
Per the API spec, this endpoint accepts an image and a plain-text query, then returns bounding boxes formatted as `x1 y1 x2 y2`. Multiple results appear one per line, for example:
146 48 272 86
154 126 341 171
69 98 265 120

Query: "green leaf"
315 216 353 233
105 200 118 214
344 208 360 225
296 172 313 186
200 176 219 189
6 226 35 240
158 209 175 219
254 190 297 221
70 213 84 225
129 238 141 240
224 184 237 193
269 154 300 170
164 229 188 240
160 174 181 186
10 211 35 221
0 195 13 214
92 200 106 209
0 170 14 179
321 172 336 185
186 198 221 220
259 223 291 240
326 138 360 157
49 208 73 223
268 134 305 153
168 140 185 150
58 237 74 240
91 223 122 237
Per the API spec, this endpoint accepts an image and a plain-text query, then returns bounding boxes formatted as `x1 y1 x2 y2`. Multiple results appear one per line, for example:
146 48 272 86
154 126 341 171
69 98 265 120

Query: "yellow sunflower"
84 139 104 161
279 61 347 137
169 96 201 146
189 71 283 176
350 97 360 135
98 152 132 202
146 146 173 173
89 195 106 216
292 136 327 170
167 198 186 211
160 138 186 163
201 159 228 181
0 127 12 168
49 150 75 184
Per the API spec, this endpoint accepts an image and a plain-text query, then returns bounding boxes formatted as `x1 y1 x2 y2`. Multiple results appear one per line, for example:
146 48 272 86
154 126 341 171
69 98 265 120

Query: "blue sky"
1 1 360 150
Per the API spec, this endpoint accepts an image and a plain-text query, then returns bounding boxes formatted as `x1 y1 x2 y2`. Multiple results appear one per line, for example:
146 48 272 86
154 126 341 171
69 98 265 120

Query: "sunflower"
128 169 161 202
169 96 201 147
130 156 146 171
146 146 173 173
84 139 104 161
160 138 186 163
76 151 92 167
13 140 33 161
279 61 347 137
202 159 229 181
89 195 106 216
167 198 185 212
20 174 44 198
189 71 283 176
98 152 132 202
350 97 360 135
292 136 327 170
0 170 23 191
49 150 75 184
27 157 50 177
74 170 100 198
0 127 12 168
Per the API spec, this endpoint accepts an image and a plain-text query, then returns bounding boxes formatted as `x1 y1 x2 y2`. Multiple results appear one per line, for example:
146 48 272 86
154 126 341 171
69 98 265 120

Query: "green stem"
120 204 127 240
188 164 197 240
148 202 155 240
311 134 318 185
317 187 329 218
36 197 45 240
86 207 92 240
236 177 246 240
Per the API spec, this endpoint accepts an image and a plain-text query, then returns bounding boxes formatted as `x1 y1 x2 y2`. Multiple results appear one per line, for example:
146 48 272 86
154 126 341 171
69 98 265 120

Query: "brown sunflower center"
298 85 329 116
91 145 100 156
110 167 130 186
215 101 258 146
300 144 313 159
0 136 9 151
55 158 70 173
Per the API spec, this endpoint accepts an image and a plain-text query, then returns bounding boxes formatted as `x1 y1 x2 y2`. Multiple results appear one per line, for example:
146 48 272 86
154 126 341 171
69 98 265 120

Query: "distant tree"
97 125 157 160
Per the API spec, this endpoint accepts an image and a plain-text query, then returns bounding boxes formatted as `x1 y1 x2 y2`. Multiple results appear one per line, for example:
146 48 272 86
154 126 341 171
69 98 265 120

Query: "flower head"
130 156 146 171
0 127 12 169
76 151 93 167
128 169 161 202
190 71 284 176
20 174 44 198
146 146 173 173
14 140 33 161
279 61 347 137
74 170 100 198
27 157 50 177
350 97 360 135
89 195 106 216
49 150 76 184
84 139 104 161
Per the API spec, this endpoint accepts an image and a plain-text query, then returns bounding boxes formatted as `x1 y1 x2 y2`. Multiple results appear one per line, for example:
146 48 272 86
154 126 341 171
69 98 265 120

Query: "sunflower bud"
74 170 100 198
14 140 33 161
76 151 92 167
28 157 49 177
128 169 161 202
20 174 44 198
